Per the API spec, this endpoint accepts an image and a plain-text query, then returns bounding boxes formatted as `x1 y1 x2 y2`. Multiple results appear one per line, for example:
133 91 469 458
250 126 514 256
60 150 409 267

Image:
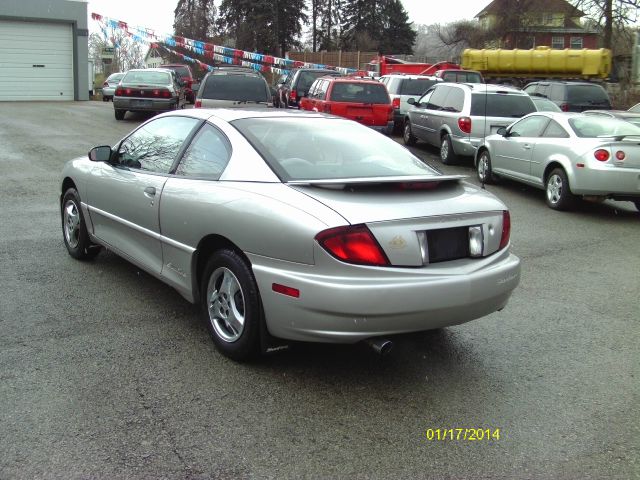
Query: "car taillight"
194 100 202 108
115 87 124 96
316 224 390 267
458 116 472 134
594 149 610 162
103 82 109 87
323 104 331 114
499 211 511 250
392 98 400 109
290 89 297 102
560 103 569 112
615 150 625 161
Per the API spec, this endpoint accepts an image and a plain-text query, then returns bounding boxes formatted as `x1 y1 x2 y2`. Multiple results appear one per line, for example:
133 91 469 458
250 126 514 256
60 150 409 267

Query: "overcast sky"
85 0 492 37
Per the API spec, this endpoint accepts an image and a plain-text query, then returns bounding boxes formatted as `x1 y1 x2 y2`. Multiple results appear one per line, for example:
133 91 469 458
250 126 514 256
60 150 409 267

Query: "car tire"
114 109 125 120
545 168 577 210
403 121 416 146
61 188 101 260
102 96 108 102
440 133 458 165
201 249 262 361
476 150 498 185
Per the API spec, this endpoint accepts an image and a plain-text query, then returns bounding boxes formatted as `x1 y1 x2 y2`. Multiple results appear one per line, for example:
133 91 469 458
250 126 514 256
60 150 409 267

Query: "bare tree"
89 30 145 74
570 0 639 49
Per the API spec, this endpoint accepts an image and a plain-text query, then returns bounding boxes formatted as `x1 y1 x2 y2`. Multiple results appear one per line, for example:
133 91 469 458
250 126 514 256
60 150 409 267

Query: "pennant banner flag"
91 13 358 76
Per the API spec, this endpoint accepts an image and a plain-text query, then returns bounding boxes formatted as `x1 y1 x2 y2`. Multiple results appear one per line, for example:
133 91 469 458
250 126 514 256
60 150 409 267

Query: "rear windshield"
202 75 270 102
107 73 125 82
297 71 340 91
232 117 438 181
441 71 483 83
330 82 390 103
122 71 171 85
471 93 536 117
163 66 191 78
568 116 640 137
567 85 610 104
399 79 439 96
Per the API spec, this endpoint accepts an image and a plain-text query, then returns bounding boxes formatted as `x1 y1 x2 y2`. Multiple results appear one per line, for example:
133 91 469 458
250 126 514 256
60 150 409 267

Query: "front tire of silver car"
403 121 416 146
545 168 576 210
61 188 101 260
476 150 497 185
201 249 262 361
440 133 458 165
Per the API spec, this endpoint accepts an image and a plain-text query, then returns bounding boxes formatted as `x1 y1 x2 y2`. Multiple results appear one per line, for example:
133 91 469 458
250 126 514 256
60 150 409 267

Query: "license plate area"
131 99 152 107
426 226 470 263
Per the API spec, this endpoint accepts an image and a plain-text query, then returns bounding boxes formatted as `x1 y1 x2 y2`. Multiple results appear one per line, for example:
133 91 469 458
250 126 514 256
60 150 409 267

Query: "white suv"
379 74 442 131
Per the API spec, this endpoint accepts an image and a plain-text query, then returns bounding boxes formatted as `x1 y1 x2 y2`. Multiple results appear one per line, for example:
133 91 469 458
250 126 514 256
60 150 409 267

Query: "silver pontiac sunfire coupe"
60 109 520 360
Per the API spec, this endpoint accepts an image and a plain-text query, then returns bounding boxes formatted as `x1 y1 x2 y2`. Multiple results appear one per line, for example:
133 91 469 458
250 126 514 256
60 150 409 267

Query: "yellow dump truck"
461 46 611 86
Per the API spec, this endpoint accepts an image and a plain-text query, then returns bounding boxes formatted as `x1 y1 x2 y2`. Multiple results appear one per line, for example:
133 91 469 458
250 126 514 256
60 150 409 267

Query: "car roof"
125 68 172 73
157 108 330 123
583 110 640 119
439 83 526 94
321 76 385 84
380 74 439 80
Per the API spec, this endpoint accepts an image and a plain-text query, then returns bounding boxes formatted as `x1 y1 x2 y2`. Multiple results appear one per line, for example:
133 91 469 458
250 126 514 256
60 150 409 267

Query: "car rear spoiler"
287 174 466 188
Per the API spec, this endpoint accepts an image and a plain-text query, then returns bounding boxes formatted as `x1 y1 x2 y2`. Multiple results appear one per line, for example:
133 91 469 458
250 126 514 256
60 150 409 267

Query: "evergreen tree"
378 0 416 54
318 0 343 50
219 0 307 56
173 0 216 40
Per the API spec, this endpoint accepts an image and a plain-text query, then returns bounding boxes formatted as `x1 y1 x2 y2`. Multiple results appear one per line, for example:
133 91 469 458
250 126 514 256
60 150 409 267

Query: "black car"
523 81 612 112
275 68 343 108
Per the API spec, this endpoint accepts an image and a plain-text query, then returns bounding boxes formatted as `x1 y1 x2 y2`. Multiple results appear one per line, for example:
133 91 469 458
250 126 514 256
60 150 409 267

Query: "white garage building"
0 0 89 101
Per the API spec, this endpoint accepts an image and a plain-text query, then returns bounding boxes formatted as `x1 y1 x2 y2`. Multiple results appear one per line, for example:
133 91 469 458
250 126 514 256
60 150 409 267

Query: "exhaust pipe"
365 338 393 356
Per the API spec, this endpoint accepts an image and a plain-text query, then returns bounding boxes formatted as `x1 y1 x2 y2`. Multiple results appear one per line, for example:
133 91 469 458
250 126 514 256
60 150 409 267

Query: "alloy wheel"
207 267 246 343
547 173 563 205
63 200 81 249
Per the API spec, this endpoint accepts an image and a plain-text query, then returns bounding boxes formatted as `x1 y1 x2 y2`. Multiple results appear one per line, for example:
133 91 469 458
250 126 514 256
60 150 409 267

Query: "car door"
422 85 452 146
407 87 437 142
530 119 571 185
86 116 200 274
491 115 550 180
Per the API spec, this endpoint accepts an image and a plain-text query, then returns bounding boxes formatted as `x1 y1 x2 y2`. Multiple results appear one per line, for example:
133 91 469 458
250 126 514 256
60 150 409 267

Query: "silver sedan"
60 109 520 360
476 112 640 211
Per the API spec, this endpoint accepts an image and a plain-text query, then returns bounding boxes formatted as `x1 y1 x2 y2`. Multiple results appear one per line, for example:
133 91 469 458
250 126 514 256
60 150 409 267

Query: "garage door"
0 20 74 101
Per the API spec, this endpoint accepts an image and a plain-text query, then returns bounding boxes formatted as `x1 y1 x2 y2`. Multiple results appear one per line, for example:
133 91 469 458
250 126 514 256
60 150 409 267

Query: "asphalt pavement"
0 101 638 479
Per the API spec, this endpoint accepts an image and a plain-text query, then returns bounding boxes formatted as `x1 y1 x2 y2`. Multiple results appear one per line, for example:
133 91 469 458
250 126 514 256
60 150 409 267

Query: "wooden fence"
287 51 378 70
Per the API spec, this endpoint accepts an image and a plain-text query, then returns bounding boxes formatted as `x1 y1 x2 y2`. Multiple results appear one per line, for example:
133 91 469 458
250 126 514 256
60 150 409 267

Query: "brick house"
475 0 599 49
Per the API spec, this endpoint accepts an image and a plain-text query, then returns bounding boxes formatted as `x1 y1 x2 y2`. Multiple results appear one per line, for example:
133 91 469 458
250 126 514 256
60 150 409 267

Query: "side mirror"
88 145 112 162
497 127 508 136
407 98 416 105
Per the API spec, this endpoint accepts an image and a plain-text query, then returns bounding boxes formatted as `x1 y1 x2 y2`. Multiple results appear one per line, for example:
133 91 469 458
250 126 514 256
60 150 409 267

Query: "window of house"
570 37 583 49
552 36 565 49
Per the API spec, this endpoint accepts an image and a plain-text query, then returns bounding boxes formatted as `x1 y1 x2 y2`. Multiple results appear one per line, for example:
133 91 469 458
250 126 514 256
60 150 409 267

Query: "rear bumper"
571 164 640 197
113 97 177 111
369 121 394 135
249 248 520 343
452 136 478 157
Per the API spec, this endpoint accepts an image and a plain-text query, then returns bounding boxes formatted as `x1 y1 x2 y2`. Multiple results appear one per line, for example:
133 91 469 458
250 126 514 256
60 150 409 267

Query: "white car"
379 74 441 131
101 72 125 102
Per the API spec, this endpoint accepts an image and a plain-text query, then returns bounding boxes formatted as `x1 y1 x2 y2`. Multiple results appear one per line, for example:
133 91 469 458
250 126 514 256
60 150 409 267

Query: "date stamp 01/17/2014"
425 428 501 442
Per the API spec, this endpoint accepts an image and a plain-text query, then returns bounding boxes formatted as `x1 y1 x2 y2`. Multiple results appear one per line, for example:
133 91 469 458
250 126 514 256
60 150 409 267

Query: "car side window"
549 85 564 100
417 89 434 107
316 80 329 100
116 117 199 173
444 87 464 112
174 124 231 179
541 120 570 138
509 115 550 138
426 86 450 111
307 81 319 98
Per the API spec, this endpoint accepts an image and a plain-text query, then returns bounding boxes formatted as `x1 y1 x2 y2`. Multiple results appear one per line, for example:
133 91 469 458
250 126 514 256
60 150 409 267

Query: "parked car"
379 74 442 131
60 109 520 360
275 68 343 108
160 64 195 103
300 76 393 133
101 72 125 102
434 69 484 83
475 112 640 211
530 95 562 112
583 109 640 128
403 83 536 164
113 68 186 120
523 81 612 112
194 69 272 109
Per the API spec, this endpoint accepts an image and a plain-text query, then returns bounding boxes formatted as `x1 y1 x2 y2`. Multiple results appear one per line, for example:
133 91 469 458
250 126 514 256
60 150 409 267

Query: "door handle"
523 144 532 150
143 186 156 198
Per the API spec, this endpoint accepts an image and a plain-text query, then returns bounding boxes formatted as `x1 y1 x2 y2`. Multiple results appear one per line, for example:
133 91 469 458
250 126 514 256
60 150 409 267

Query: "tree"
173 0 217 40
218 0 307 56
378 0 416 54
318 0 343 50
570 0 639 50
89 31 145 74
